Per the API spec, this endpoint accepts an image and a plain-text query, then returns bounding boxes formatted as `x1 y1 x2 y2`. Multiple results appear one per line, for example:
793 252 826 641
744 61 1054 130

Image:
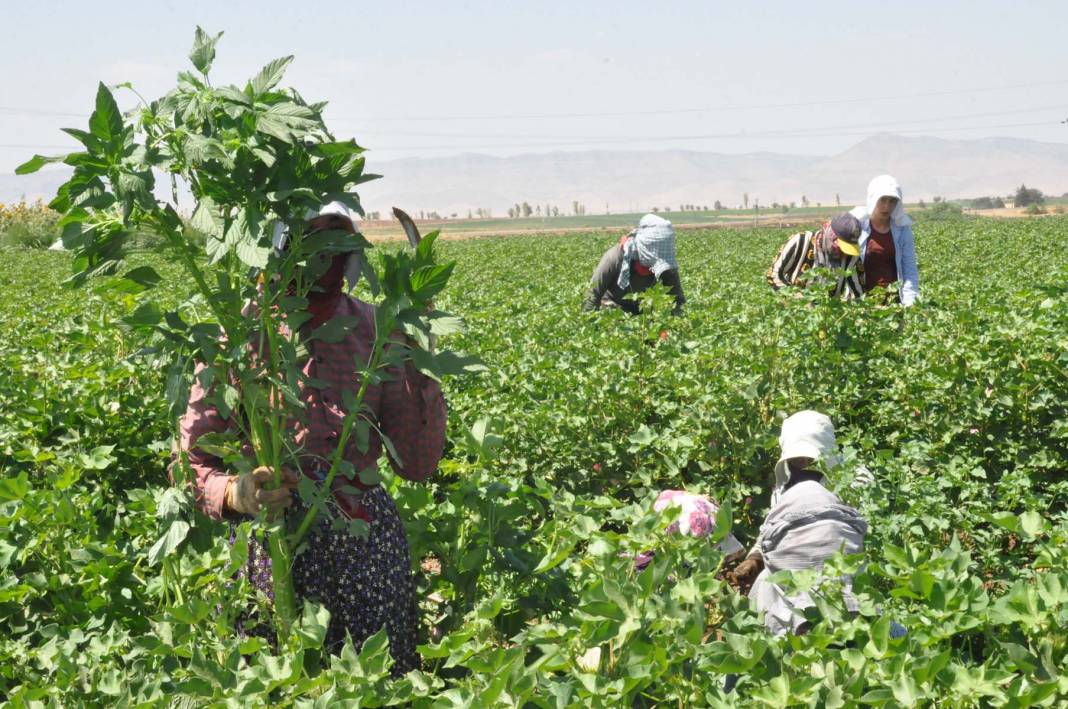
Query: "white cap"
773 410 839 488
271 200 361 251
303 200 358 226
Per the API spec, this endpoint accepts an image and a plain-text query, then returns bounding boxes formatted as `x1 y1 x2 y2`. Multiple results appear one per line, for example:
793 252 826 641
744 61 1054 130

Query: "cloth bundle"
653 490 745 557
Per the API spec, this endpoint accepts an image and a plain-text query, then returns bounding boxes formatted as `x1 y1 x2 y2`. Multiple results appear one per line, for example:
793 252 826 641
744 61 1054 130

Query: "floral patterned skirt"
235 485 419 674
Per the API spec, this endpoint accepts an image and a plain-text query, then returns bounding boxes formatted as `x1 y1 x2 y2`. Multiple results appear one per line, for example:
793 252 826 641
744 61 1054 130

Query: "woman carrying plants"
178 202 446 673
582 213 686 315
850 174 921 306
766 212 864 299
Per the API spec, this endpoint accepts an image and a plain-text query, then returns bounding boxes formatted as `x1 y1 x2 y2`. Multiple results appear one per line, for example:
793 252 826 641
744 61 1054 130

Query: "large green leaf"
88 82 124 149
15 153 66 175
147 520 191 566
249 56 294 96
189 26 223 75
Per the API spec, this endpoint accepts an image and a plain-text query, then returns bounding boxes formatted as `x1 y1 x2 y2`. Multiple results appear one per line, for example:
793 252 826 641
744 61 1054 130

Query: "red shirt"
864 226 897 292
179 296 446 522
619 234 653 276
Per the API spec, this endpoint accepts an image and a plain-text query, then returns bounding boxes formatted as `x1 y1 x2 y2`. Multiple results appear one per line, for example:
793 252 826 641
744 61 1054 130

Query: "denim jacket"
857 218 920 306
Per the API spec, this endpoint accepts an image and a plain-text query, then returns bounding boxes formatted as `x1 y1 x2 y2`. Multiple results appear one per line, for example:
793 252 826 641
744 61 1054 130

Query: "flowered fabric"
653 490 744 556
235 486 419 674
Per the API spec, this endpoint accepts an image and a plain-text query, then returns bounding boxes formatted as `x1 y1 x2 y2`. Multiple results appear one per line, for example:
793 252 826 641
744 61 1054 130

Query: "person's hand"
726 554 764 594
225 466 299 519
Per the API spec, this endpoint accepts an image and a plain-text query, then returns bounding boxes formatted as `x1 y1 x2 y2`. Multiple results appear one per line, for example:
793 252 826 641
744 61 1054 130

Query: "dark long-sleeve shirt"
582 243 685 314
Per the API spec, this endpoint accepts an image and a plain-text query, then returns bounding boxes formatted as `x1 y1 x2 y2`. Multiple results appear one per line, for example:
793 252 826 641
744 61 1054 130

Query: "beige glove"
224 466 298 519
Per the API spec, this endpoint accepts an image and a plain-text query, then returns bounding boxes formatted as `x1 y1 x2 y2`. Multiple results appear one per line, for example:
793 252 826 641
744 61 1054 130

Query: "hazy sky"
3 0 1067 174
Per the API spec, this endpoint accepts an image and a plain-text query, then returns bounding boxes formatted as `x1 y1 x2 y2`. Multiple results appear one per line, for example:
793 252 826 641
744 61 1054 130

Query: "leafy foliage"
1 216 1067 704
14 27 475 651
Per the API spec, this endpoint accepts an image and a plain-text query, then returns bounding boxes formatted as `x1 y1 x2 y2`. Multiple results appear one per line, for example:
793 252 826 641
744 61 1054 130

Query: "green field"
364 204 863 238
361 201 1050 240
1 217 1067 704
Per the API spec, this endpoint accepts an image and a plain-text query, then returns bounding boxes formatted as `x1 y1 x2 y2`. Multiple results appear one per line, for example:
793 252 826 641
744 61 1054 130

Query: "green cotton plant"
16 27 480 646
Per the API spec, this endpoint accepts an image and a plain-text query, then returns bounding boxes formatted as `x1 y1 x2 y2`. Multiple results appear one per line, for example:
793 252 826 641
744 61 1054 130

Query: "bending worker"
583 213 685 315
767 212 863 299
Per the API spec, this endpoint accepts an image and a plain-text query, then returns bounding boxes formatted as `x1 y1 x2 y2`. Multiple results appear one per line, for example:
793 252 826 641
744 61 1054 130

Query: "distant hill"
5 134 1067 214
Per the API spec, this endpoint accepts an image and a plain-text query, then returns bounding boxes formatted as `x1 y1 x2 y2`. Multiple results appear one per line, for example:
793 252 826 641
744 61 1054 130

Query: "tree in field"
651 207 659 213
507 207 515 218
535 205 541 216
521 202 533 218
1015 184 1045 207
551 206 559 217
743 193 749 210
801 195 809 208
835 193 841 207
714 200 722 211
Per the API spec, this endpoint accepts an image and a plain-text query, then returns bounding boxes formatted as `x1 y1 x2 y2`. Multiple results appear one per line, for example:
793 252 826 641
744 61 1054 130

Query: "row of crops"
1 217 1067 705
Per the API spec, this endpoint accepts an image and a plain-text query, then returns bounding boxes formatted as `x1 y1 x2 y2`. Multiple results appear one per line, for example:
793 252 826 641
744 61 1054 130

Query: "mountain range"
5 133 1067 215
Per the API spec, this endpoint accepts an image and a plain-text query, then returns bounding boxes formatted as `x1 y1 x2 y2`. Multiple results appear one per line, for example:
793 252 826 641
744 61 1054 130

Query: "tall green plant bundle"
17 27 479 646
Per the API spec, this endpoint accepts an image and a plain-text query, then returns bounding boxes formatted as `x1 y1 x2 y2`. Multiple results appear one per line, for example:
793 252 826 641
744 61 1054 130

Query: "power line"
335 103 1068 141
338 120 1061 152
329 79 1068 122
7 102 1065 152
2 78 1068 123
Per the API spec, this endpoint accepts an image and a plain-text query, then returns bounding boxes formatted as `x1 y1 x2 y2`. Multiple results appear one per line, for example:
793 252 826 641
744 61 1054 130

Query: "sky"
3 0 1068 175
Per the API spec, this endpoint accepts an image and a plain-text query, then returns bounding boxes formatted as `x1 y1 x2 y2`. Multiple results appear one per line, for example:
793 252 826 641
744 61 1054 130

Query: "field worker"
727 411 867 637
633 490 745 571
767 212 864 299
582 213 686 315
850 174 921 306
176 202 446 673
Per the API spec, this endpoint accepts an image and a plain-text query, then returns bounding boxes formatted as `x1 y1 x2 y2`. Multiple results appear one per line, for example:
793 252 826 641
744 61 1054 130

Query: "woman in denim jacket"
850 174 921 306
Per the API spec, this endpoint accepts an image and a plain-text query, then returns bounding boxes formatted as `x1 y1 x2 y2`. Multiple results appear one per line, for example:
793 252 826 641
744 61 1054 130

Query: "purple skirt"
235 485 419 673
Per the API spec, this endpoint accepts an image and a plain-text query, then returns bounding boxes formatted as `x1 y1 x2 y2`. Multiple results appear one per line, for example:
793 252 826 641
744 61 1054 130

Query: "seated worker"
766 213 863 300
728 411 868 637
583 214 685 315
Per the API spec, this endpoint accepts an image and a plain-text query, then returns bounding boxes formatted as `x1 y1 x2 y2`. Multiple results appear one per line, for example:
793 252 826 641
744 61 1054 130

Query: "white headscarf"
618 214 679 290
851 174 912 228
773 410 841 489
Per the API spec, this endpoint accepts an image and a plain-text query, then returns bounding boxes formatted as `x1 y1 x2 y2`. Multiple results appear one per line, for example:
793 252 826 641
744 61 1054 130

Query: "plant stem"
289 343 383 549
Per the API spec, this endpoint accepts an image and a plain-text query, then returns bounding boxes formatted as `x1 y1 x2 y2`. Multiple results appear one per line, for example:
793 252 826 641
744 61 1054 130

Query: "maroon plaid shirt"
178 295 446 521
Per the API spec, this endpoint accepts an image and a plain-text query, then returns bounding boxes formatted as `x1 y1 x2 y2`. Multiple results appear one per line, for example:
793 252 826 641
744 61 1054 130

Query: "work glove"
726 554 765 595
224 466 299 519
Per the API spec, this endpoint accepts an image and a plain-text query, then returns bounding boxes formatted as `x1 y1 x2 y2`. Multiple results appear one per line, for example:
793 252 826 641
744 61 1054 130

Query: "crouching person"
583 214 685 315
767 213 863 300
730 411 867 636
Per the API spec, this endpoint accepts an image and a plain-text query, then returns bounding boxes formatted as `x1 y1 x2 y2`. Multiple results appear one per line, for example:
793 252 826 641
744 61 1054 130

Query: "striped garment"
766 230 863 300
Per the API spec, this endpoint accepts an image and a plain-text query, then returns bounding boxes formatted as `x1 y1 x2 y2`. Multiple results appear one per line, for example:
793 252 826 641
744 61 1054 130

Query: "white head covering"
773 410 840 489
270 201 366 291
617 214 680 290
852 174 912 228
